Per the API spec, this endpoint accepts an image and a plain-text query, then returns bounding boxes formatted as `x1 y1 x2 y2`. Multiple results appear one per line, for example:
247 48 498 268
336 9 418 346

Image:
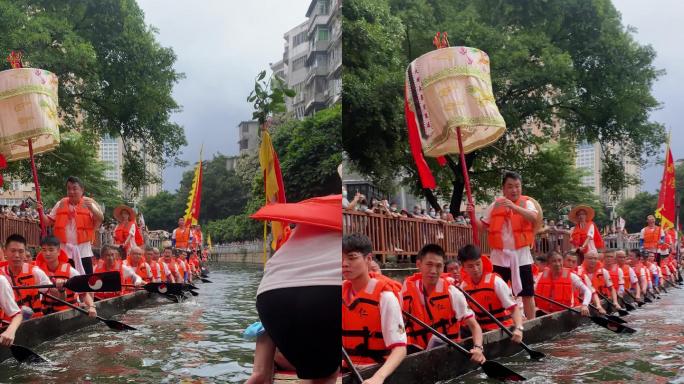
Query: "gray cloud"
136 0 311 191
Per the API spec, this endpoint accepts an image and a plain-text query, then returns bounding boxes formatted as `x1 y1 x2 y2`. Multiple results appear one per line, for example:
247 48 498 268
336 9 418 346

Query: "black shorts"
493 264 535 297
256 285 341 379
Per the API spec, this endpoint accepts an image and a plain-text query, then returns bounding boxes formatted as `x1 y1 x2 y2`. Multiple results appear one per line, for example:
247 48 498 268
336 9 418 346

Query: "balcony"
304 92 329 115
305 65 329 86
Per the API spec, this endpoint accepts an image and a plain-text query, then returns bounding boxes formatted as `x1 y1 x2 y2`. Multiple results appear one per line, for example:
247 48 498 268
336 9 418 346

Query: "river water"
454 287 684 383
0 263 262 383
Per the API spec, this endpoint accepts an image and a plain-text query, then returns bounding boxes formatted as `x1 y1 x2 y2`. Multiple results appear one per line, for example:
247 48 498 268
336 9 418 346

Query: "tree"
139 191 182 232
519 141 605 224
0 0 186 193
272 105 343 202
343 0 665 206
5 131 122 212
616 192 658 233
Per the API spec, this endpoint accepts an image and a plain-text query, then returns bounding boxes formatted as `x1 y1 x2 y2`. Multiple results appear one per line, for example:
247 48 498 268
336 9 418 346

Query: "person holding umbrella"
37 176 104 274
569 204 604 258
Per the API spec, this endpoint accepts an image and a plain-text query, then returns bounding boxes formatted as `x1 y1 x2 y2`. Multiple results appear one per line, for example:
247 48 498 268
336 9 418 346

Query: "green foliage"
343 0 665 202
272 104 343 202
204 215 262 244
0 0 186 193
139 191 183 232
5 132 122 212
616 192 658 233
247 71 296 125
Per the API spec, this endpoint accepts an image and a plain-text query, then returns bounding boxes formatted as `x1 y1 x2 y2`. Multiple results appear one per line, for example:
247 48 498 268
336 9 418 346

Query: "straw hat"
113 205 136 223
568 204 595 224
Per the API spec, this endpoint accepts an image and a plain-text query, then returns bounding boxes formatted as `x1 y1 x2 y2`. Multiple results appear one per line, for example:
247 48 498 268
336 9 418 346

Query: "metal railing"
343 210 641 263
0 216 41 248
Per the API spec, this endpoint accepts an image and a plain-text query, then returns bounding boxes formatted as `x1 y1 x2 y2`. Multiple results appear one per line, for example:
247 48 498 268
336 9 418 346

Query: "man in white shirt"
1 234 52 318
470 171 539 319
0 274 22 346
38 176 103 274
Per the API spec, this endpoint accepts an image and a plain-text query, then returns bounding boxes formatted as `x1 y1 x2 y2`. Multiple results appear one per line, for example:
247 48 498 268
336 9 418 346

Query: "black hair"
564 250 579 259
502 171 522 186
457 244 481 263
444 259 460 272
40 236 61 247
545 251 562 261
417 243 445 261
5 234 27 248
66 176 84 189
342 233 373 255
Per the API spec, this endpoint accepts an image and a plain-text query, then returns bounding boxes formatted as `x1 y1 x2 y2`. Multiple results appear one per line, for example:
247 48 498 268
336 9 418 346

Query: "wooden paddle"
342 347 364 383
9 344 47 363
44 293 136 331
402 310 526 381
618 295 636 311
12 272 122 292
455 286 545 360
534 294 635 334
623 290 644 307
587 304 627 324
595 292 629 316
124 282 187 296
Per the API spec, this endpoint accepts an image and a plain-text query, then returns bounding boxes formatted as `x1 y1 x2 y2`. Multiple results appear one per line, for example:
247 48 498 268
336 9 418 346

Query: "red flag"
655 145 676 230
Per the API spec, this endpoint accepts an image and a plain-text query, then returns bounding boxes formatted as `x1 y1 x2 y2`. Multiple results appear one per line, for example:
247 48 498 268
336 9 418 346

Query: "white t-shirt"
121 265 143 285
257 224 341 296
48 200 94 260
570 273 593 306
0 275 20 318
378 291 408 349
577 266 613 292
482 199 537 267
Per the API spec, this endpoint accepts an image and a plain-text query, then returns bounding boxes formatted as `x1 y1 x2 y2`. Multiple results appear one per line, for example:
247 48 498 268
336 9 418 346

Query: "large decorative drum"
406 46 505 157
0 67 60 161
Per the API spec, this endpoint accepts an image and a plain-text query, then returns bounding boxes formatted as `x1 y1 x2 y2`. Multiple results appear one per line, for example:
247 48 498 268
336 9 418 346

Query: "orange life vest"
165 259 178 282
461 272 513 331
114 221 144 247
342 278 399 365
190 230 203 250
401 275 460 349
93 260 124 300
149 260 161 282
619 265 632 290
369 272 402 293
124 259 152 285
643 226 662 250
176 259 186 281
2 263 43 318
53 198 95 244
578 264 610 296
536 268 574 313
487 196 535 250
40 262 78 314
605 264 623 291
570 222 605 252
174 227 191 249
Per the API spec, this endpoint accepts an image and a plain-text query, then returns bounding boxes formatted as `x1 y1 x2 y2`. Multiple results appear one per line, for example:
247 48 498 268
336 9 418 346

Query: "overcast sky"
138 0 678 193
136 0 311 190
612 0 683 192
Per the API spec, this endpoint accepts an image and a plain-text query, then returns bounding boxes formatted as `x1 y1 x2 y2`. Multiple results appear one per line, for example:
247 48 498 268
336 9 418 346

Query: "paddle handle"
402 310 470 356
342 347 364 384
44 293 105 322
456 286 514 338
534 294 581 315
12 284 56 290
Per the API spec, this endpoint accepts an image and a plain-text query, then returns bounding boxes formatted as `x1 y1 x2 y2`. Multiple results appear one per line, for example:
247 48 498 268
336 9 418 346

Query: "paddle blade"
104 319 136 331
590 316 636 334
481 360 526 381
624 302 636 311
65 272 122 292
183 284 199 291
200 278 212 283
617 309 629 316
644 297 653 303
144 283 185 296
605 315 627 324
528 349 546 360
11 345 47 363
188 290 199 297
163 294 179 303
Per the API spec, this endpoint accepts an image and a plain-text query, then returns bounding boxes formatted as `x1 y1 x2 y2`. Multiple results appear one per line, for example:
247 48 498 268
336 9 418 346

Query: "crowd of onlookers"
0 203 39 221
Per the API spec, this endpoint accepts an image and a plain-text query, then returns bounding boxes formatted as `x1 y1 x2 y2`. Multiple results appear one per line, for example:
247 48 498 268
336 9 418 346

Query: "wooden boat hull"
0 290 159 363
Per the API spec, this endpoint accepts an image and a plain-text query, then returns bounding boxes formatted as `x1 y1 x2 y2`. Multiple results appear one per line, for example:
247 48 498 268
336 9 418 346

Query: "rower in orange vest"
577 251 624 311
0 271 21 347
93 245 144 300
172 217 191 250
161 247 181 283
644 251 662 292
0 234 51 319
401 244 484 362
615 249 641 301
342 233 407 380
563 250 607 313
35 236 97 317
602 250 625 297
534 251 593 315
123 247 153 287
459 245 525 343
627 249 649 298
445 260 462 286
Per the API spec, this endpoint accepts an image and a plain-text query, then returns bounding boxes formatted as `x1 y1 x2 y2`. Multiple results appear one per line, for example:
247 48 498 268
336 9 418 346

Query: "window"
292 31 307 47
292 56 306 70
318 0 330 14
317 27 329 42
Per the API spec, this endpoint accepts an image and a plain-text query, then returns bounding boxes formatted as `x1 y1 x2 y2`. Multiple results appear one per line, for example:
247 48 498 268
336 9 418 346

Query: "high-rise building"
238 120 261 155
271 0 341 119
574 141 641 204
